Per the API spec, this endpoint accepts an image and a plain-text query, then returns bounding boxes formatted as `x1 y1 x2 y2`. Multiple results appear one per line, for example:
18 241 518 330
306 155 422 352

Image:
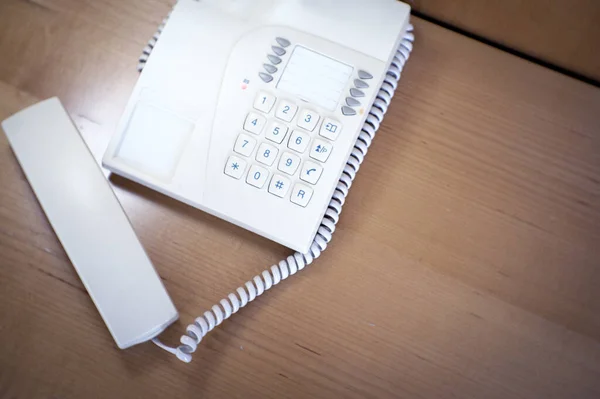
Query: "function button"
224 155 247 179
350 88 365 98
272 46 286 56
259 72 273 83
309 139 332 163
341 106 356 116
253 91 276 113
297 108 320 132
246 164 269 189
275 100 298 122
263 64 277 74
275 37 291 47
267 54 282 65
354 79 369 89
358 70 373 79
268 174 291 198
299 160 323 185
243 112 266 134
233 133 257 157
319 118 342 141
290 183 313 207
346 97 360 107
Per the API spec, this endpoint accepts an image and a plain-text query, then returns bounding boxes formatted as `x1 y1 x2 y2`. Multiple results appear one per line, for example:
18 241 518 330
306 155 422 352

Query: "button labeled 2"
275 100 298 122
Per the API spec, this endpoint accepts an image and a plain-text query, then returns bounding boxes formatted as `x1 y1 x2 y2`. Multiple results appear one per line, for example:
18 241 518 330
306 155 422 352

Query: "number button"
255 142 279 166
253 91 276 113
288 130 310 153
310 138 332 162
233 133 257 157
290 183 314 207
243 112 266 135
224 155 247 179
246 164 269 188
299 160 323 185
277 151 300 175
264 120 289 144
268 174 291 198
319 118 342 141
275 100 298 122
297 109 320 132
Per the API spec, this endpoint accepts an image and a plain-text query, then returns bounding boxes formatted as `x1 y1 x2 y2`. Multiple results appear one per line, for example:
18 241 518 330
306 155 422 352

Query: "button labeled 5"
275 100 298 122
297 109 320 131
233 133 256 157
253 91 276 113
264 120 289 144
288 130 310 153
243 112 266 135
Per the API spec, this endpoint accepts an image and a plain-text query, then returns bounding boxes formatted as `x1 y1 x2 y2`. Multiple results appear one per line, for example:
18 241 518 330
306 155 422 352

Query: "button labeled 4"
300 160 323 185
275 100 297 122
243 112 266 135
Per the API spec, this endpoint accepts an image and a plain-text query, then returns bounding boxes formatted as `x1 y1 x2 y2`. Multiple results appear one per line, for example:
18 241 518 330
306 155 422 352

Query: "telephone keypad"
228 91 336 207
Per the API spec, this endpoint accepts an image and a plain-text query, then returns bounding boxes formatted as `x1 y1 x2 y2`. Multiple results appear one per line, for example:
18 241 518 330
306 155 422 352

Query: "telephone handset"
2 0 414 362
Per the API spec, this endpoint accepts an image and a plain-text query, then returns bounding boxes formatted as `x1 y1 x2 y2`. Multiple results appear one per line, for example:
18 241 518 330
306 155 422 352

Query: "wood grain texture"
411 0 600 82
1 0 600 398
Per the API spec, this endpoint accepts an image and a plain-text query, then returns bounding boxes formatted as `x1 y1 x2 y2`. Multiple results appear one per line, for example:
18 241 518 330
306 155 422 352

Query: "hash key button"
268 174 291 198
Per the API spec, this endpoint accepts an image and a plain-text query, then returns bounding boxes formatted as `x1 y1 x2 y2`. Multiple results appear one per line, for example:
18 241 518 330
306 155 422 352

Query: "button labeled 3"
297 108 320 132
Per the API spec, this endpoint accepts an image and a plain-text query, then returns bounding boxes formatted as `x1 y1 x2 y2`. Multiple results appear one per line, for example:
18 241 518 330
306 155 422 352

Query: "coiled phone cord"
152 25 415 362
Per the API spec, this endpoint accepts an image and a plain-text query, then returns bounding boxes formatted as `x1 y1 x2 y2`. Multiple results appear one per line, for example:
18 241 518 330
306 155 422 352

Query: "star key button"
224 155 247 179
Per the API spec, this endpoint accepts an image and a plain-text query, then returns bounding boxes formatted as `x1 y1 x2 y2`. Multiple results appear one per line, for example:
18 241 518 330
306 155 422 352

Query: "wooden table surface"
1 1 600 398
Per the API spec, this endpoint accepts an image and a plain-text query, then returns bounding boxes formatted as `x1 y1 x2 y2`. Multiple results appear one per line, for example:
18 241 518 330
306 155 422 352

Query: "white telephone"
2 0 413 362
102 0 412 253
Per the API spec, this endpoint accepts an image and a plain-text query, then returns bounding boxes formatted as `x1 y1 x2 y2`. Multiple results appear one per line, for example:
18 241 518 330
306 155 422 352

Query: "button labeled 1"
310 139 332 162
253 91 276 113
297 108 320 132
319 118 342 141
300 160 323 185
290 183 313 207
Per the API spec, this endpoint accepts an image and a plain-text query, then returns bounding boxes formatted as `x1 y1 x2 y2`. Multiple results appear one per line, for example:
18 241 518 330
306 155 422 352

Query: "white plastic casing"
102 0 411 253
2 98 178 349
